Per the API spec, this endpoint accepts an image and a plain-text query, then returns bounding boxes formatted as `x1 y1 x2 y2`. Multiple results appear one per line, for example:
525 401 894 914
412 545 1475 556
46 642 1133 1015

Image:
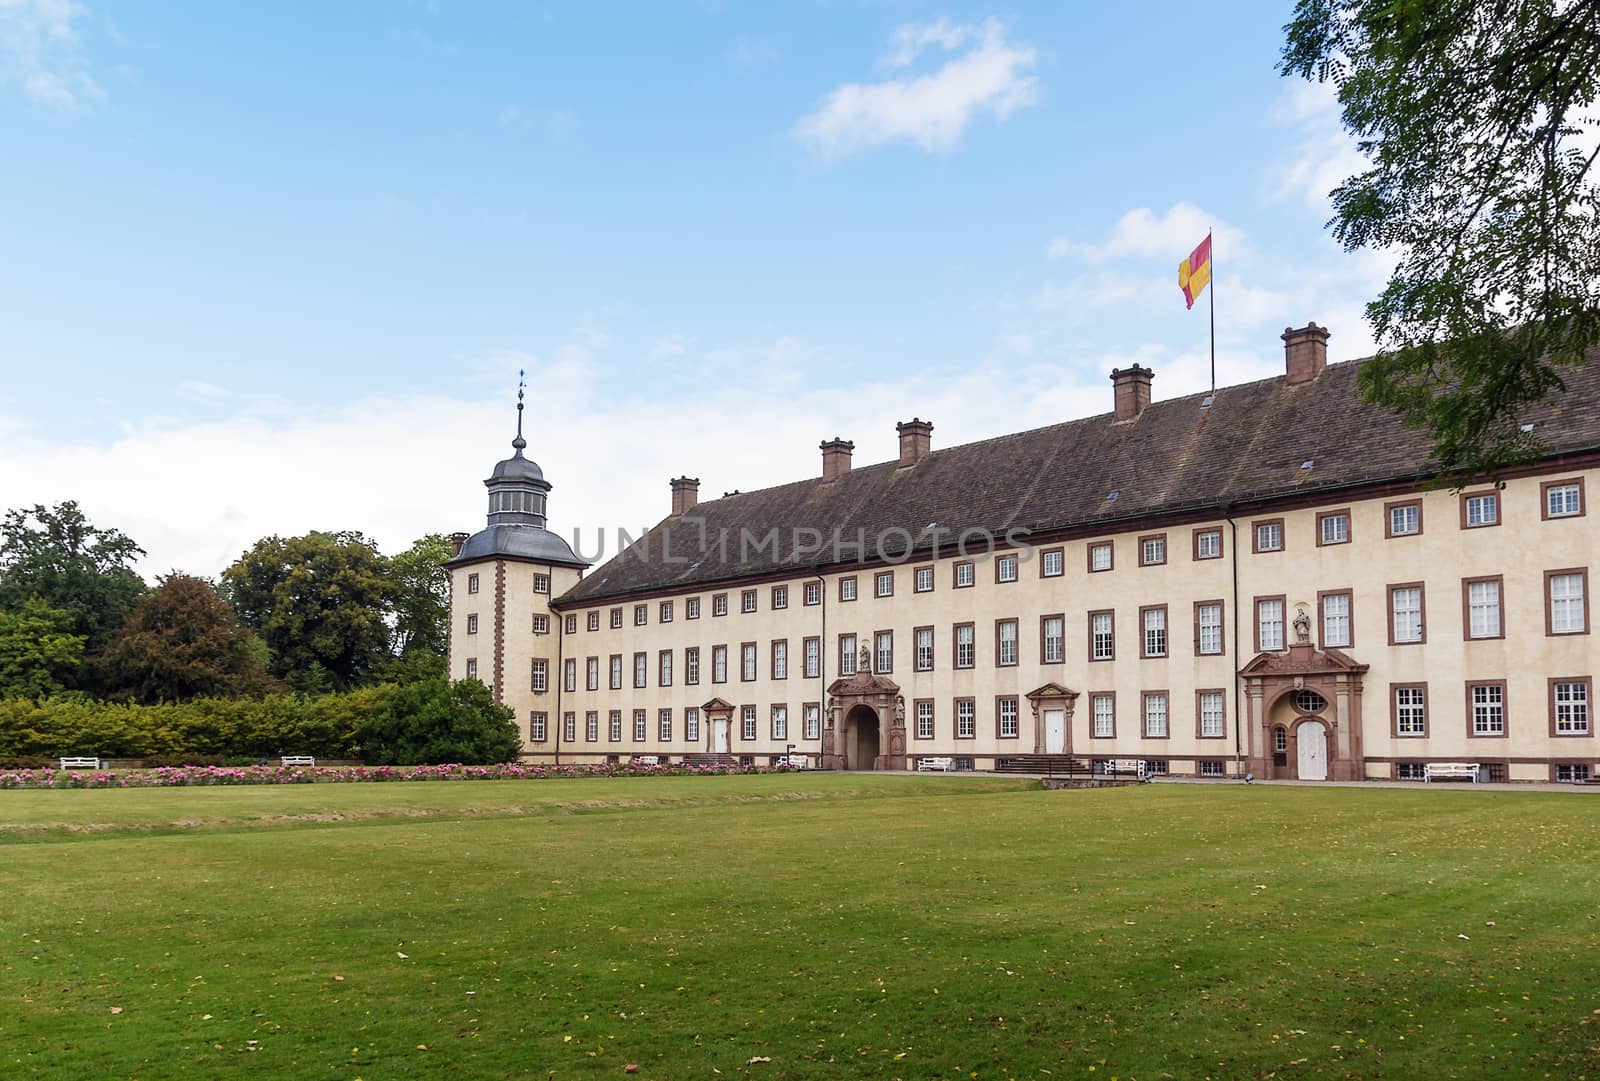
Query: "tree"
355 677 521 765
385 533 452 680
0 502 147 666
1281 1 1600 483
0 599 86 699
220 532 397 693
102 573 279 703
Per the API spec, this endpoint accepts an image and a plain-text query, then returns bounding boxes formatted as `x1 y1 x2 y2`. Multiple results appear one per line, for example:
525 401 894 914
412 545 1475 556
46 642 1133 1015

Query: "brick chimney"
669 476 700 516
449 532 470 557
1109 365 1154 421
1283 322 1330 385
895 418 933 467
820 437 854 482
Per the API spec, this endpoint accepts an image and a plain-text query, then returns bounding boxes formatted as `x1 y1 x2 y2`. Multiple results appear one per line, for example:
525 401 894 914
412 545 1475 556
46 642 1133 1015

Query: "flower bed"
0 761 799 790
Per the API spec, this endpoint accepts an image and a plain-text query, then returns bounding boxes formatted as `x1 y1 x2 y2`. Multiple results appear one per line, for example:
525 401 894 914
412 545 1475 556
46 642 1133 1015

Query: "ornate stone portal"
1025 682 1080 754
1240 641 1369 781
822 669 904 770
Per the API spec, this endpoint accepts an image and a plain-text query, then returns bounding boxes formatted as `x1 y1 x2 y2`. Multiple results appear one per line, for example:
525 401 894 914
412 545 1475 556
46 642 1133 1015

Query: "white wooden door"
1297 723 1327 781
1044 709 1066 754
712 719 730 754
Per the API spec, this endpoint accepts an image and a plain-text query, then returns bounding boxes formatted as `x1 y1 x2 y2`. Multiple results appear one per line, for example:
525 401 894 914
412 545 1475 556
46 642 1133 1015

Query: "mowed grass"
2 778 1598 1080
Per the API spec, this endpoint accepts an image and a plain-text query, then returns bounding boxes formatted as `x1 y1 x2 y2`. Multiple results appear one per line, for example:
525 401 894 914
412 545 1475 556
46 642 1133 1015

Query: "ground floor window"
1395 762 1427 781
1143 759 1168 776
1555 763 1592 783
685 708 700 743
1198 759 1224 777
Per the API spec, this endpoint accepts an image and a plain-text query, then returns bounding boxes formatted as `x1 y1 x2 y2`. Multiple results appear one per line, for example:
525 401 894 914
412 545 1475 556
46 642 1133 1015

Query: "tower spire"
513 368 527 451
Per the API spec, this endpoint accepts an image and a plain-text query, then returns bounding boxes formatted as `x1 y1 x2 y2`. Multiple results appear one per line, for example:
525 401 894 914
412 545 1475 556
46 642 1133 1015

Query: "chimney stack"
1283 322 1330 385
820 437 854 482
449 532 470 557
1109 365 1154 421
895 418 933 467
669 476 700 516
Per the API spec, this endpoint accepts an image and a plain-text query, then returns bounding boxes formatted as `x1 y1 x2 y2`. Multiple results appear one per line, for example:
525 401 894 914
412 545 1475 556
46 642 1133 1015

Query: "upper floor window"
996 620 1018 666
712 645 728 683
660 600 674 623
839 634 858 676
1198 691 1225 738
685 647 700 685
533 574 550 594
465 657 478 680
804 581 822 606
1253 520 1284 553
915 627 935 671
1394 685 1426 736
564 615 577 634
1317 511 1350 546
741 643 757 681
1040 549 1064 578
1543 479 1584 519
610 607 623 629
953 624 975 669
839 577 857 602
1092 694 1115 738
1256 598 1285 651
1465 578 1502 639
585 657 599 691
874 631 893 673
1197 602 1224 655
953 562 975 588
741 589 757 614
466 613 479 635
771 585 788 610
1389 585 1425 644
686 597 701 619
1139 534 1166 567
633 652 648 689
997 697 1020 739
586 611 600 632
772 640 788 680
1469 682 1505 736
915 700 934 740
1088 542 1113 572
1041 615 1064 664
532 614 549 635
1548 570 1588 634
712 593 728 617
634 604 648 626
1387 500 1422 537
1141 606 1167 658
804 637 820 679
915 566 935 593
1553 679 1590 736
1193 529 1221 560
467 573 480 594
1320 592 1351 649
1143 692 1169 738
956 699 976 739
1461 491 1499 528
1090 611 1114 661
875 571 894 597
610 654 623 690
995 555 1018 583
659 650 673 687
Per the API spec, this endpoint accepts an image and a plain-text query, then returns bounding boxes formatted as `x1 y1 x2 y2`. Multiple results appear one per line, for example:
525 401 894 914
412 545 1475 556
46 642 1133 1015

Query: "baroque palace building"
446 324 1599 782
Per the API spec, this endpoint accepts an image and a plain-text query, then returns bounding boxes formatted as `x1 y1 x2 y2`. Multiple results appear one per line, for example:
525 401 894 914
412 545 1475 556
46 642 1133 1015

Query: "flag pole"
1208 228 1216 395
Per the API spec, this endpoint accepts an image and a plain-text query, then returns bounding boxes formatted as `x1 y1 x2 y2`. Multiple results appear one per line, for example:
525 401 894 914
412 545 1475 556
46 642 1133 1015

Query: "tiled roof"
556 354 1600 607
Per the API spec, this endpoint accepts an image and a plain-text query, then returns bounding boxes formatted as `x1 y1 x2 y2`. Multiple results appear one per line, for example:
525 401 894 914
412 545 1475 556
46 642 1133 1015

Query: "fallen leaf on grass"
108 1007 123 1015
624 1066 639 1074
332 974 345 982
747 1056 771 1064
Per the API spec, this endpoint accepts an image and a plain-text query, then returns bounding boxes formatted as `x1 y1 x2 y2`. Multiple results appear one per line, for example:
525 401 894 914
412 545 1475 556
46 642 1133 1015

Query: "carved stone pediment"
826 671 901 698
1239 642 1367 678
700 696 736 714
1025 682 1079 704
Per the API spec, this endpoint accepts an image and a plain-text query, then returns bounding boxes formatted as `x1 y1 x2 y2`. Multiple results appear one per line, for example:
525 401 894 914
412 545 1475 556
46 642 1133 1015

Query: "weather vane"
513 369 527 449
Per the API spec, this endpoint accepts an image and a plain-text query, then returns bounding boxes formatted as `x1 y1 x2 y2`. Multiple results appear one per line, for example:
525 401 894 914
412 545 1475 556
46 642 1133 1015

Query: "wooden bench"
630 755 660 766
917 756 954 772
1100 758 1148 780
778 754 810 769
280 756 316 767
1424 762 1479 783
58 756 101 770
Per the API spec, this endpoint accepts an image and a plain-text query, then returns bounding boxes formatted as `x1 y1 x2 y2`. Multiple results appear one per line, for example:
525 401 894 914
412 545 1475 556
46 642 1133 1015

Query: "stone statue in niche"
825 698 838 729
893 695 906 727
859 643 872 673
1293 605 1312 644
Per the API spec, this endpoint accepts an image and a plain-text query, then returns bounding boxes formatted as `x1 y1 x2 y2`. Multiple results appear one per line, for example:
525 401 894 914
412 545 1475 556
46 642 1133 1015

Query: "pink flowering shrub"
0 760 799 789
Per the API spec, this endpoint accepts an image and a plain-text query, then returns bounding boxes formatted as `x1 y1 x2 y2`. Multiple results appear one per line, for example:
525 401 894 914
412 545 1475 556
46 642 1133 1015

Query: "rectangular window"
954 561 975 588
610 607 623 629
1196 602 1224 656
915 700 934 740
954 623 975 669
771 705 788 741
1552 679 1591 736
997 697 1019 739
956 699 976 739
1199 760 1225 777
1469 682 1506 736
1555 763 1592 783
531 658 548 693
633 710 647 742
1461 490 1500 528
533 614 549 635
804 637 820 679
804 581 821 606
585 656 599 691
915 626 934 672
1465 577 1503 639
1253 519 1284 553
995 554 1018 583
839 634 858 676
741 643 757 682
685 708 701 743
1393 685 1427 737
1256 597 1285 652
563 712 576 743
1089 542 1113 572
1317 510 1350 546
996 620 1018 666
1542 478 1585 519
530 711 547 742
634 604 648 626
713 593 728 617
685 647 700 685
1319 592 1352 649
586 611 599 632
839 577 857 602
1139 534 1166 566
590 711 603 743
633 652 648 689
771 585 788 609
465 657 477 680
875 571 894 597
1389 584 1425 644
1141 606 1167 658
659 709 673 742
741 706 757 742
1547 570 1588 634
772 639 788 680
1092 694 1115 738
563 658 577 692
1090 611 1115 661
1198 690 1225 738
564 615 577 634
467 573 479 594
660 600 673 623
1193 529 1222 560
804 703 821 740
533 575 550 594
1041 615 1064 664
1386 500 1422 537
687 597 701 620
1041 548 1064 577
466 613 479 635
741 589 757 614
1143 692 1169 738
712 645 728 683
875 630 893 673
659 650 673 687
914 565 935 592
609 654 623 690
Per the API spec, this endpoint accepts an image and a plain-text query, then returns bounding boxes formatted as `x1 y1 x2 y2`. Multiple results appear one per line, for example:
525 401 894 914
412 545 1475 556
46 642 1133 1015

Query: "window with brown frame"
1040 613 1065 664
953 561 975 588
1459 489 1500 529
1192 528 1222 560
1549 677 1592 738
953 622 975 669
1467 680 1507 737
1541 477 1585 520
1140 604 1168 658
1317 590 1352 649
1545 568 1589 635
1385 499 1423 538
1089 692 1115 738
1316 508 1351 546
995 696 1020 739
1087 541 1113 572
1089 610 1115 661
1252 518 1285 553
1039 547 1065 578
1391 683 1427 737
1194 600 1224 656
1462 576 1504 640
1387 583 1426 645
1138 533 1167 567
1195 689 1226 739
839 576 858 602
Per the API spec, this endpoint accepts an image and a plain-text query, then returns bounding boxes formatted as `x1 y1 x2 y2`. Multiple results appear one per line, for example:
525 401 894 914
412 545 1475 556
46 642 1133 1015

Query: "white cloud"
1268 80 1369 210
1048 202 1245 265
0 0 101 107
793 18 1036 159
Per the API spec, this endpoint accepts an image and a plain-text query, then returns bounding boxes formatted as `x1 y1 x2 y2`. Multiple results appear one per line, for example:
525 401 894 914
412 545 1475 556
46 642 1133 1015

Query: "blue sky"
0 1 1385 576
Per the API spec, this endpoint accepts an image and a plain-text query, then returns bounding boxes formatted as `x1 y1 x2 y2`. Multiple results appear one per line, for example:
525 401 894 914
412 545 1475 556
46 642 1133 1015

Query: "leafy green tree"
0 501 146 668
102 573 279 703
1281 1 1600 483
220 531 397 692
0 599 86 699
387 533 451 671
355 677 521 765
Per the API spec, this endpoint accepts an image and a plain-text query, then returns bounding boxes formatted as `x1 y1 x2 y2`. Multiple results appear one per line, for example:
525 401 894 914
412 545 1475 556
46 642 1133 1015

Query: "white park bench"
280 756 316 767
917 756 954 772
778 754 811 769
59 756 102 770
1102 758 1148 780
1424 762 1479 783
630 755 660 766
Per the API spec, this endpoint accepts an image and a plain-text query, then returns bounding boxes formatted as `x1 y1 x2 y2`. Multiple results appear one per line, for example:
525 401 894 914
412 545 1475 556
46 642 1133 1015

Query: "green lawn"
2 777 1597 1079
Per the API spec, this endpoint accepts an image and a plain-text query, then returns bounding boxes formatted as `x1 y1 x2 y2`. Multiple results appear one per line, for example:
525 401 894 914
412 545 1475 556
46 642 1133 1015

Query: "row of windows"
529 704 826 745
1383 678 1591 738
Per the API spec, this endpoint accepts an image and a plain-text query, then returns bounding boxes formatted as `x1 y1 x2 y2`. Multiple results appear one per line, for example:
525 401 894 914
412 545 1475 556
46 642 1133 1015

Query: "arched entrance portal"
843 705 881 771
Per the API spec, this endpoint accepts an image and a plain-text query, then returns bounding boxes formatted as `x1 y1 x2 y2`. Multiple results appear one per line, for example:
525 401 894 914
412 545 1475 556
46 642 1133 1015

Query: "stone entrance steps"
994 754 1092 775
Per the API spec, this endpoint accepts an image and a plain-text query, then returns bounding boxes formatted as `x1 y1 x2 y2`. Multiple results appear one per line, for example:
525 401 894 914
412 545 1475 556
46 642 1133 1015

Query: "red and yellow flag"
1178 234 1212 309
